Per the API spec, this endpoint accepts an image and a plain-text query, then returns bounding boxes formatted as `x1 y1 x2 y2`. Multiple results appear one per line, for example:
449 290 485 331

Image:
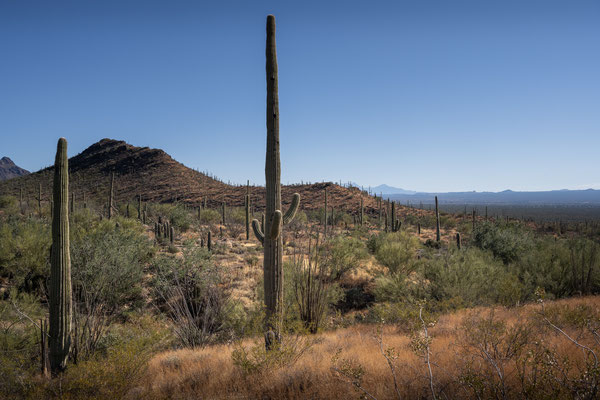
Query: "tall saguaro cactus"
49 138 72 374
108 171 115 219
251 15 301 349
324 187 328 237
435 196 441 242
245 181 251 240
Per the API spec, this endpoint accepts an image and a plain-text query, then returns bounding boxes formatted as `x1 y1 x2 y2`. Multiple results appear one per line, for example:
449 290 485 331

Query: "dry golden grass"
133 296 600 400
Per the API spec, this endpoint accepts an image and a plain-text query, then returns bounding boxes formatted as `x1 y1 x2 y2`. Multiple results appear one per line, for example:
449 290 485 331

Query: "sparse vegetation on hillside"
1 13 600 400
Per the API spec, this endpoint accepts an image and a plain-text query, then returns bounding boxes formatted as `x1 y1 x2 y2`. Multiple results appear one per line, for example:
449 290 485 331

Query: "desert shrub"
27 316 169 400
440 214 457 229
197 208 221 224
472 221 532 264
375 232 420 275
150 246 236 347
0 195 19 214
320 235 368 281
70 219 153 360
0 217 50 295
456 310 535 399
422 248 513 307
373 273 410 304
231 333 315 375
227 206 246 225
419 214 437 229
367 231 386 254
0 291 47 398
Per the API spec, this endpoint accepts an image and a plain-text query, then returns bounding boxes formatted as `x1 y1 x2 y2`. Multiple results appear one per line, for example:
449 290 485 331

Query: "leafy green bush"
423 247 524 307
321 235 368 281
374 232 420 274
472 222 532 264
198 208 221 224
0 195 19 214
0 217 50 295
70 217 154 359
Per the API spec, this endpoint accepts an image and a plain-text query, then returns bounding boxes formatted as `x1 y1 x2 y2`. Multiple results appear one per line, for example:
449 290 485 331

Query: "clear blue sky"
1 0 598 192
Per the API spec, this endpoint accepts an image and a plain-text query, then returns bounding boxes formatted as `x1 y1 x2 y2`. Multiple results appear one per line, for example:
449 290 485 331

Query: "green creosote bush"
319 235 368 282
0 217 51 296
0 195 19 214
197 208 221 225
70 216 154 359
374 231 420 275
472 221 532 264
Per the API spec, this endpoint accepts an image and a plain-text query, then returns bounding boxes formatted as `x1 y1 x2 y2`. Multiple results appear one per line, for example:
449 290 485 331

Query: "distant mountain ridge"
0 139 389 215
0 157 29 181
385 189 600 205
371 184 416 195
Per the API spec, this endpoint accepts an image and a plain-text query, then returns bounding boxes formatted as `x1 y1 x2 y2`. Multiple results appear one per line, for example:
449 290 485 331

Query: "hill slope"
0 157 29 181
0 139 389 215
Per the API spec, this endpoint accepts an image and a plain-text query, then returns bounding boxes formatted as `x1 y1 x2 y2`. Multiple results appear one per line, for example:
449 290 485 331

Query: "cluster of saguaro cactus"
251 15 301 349
390 201 402 232
154 219 174 243
435 196 441 242
49 138 72 375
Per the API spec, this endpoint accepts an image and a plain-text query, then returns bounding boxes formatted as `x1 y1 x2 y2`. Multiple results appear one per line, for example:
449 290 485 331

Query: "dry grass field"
137 296 600 400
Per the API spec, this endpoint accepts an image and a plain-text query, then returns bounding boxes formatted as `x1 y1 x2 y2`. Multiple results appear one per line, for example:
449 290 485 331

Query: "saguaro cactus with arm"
251 15 300 349
49 138 72 374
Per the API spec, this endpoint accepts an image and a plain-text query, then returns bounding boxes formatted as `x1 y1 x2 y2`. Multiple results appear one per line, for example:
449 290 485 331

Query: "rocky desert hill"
0 139 415 217
0 156 29 181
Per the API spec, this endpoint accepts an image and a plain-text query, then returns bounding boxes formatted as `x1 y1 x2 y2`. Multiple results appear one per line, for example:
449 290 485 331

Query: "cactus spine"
435 196 441 242
49 138 72 374
251 15 301 348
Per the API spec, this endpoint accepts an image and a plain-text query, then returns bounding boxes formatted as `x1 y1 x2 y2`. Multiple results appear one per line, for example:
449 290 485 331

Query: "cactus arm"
270 210 282 239
252 219 265 244
282 193 300 225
